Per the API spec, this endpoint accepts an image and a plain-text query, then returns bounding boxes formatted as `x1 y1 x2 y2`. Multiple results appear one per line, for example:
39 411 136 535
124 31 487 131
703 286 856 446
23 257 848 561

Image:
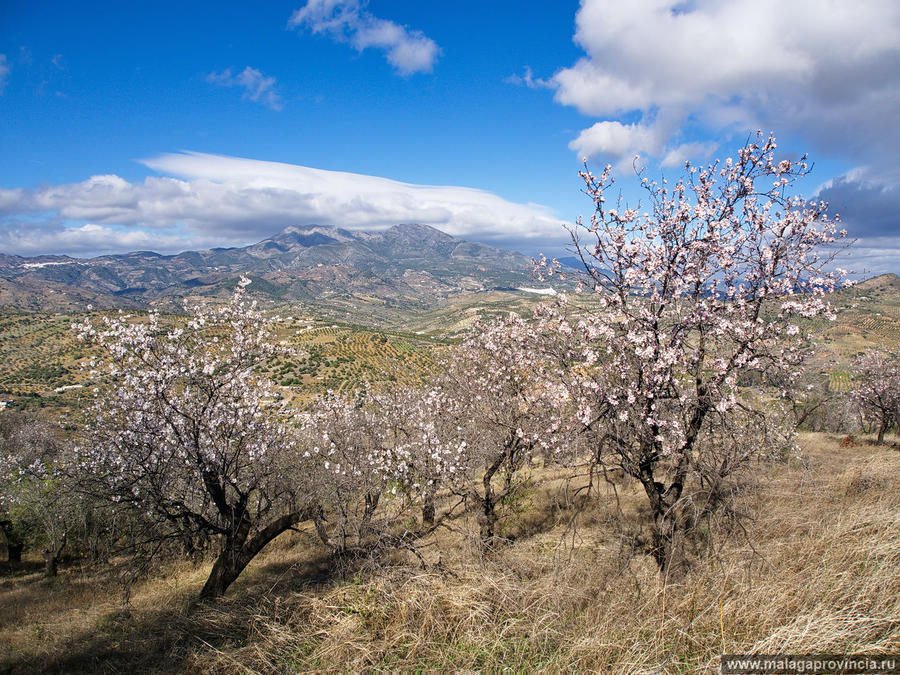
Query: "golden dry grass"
1 432 899 673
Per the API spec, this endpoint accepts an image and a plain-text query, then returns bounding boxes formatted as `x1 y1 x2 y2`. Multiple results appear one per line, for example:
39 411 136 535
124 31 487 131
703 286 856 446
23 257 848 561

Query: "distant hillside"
0 224 556 314
796 273 900 392
848 273 900 297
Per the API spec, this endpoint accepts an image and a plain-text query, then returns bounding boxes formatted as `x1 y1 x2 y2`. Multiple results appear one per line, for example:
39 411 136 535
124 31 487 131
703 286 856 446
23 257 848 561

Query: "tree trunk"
200 538 248 599
641 480 674 571
477 497 498 545
877 416 889 444
422 488 436 527
476 451 507 548
0 520 24 563
361 493 380 539
649 510 676 571
198 508 314 600
42 535 66 578
638 452 686 573
43 552 58 577
7 542 23 563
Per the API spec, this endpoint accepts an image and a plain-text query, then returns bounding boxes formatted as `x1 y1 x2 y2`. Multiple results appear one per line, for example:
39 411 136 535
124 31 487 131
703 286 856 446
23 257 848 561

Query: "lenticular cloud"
0 152 563 256
140 151 562 241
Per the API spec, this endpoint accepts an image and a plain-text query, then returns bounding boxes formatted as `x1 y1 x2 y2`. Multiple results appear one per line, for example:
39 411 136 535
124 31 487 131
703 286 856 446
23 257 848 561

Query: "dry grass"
2 432 899 673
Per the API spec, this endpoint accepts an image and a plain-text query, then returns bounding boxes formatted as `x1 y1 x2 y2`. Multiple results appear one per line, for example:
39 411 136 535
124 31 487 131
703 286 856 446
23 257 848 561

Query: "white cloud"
660 141 717 169
553 0 900 171
569 120 666 167
830 237 900 277
206 67 283 110
504 66 553 90
289 0 440 75
0 153 563 256
0 54 9 94
0 224 198 257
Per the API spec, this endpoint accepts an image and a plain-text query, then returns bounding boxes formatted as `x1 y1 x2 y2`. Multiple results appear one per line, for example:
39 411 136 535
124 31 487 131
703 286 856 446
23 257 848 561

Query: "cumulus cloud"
659 142 717 169
206 67 283 110
553 0 900 170
289 0 440 75
0 54 9 94
569 120 666 167
545 0 900 272
0 153 563 256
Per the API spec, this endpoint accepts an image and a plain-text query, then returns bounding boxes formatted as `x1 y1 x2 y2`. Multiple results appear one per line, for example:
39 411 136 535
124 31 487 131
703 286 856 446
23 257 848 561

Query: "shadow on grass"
0 559 44 580
0 547 343 675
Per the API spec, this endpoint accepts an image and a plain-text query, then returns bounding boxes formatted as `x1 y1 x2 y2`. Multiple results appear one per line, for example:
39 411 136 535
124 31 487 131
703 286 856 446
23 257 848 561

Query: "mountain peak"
389 223 449 235
278 224 354 242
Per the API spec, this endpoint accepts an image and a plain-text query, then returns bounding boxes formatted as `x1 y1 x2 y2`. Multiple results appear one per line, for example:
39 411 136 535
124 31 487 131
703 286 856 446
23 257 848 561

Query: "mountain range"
0 224 550 314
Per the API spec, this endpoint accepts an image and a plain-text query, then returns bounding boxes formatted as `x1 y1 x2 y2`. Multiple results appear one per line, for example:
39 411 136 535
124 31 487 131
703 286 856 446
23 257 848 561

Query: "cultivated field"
0 310 442 413
2 275 898 411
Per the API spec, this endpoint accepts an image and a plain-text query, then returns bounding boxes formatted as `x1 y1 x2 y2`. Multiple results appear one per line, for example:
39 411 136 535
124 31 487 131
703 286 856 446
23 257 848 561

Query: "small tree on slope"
435 314 577 547
75 278 316 599
850 350 900 444
0 414 79 576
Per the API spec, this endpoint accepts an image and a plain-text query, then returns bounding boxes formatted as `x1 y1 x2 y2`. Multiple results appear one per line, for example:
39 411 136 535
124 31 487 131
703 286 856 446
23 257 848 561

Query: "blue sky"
1 0 899 273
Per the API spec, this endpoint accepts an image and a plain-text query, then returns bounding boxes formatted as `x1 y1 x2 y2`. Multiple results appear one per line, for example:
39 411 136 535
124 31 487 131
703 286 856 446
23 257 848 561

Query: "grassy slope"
1 432 898 673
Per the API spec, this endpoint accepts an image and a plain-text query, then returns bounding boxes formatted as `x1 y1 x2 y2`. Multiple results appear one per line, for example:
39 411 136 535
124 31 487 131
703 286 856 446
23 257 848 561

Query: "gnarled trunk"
0 520 24 563
475 451 507 547
42 534 67 578
200 538 250 599
361 493 380 540
637 441 688 573
876 414 891 444
477 498 498 545
6 542 23 564
199 508 314 600
422 488 436 527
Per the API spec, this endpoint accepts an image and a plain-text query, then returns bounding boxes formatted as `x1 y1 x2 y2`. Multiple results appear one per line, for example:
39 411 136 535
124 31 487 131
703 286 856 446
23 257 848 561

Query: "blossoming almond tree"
76 278 317 599
370 385 468 528
302 387 469 556
539 133 847 570
301 390 393 553
305 318 579 553
436 314 577 546
0 415 76 576
850 350 900 444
